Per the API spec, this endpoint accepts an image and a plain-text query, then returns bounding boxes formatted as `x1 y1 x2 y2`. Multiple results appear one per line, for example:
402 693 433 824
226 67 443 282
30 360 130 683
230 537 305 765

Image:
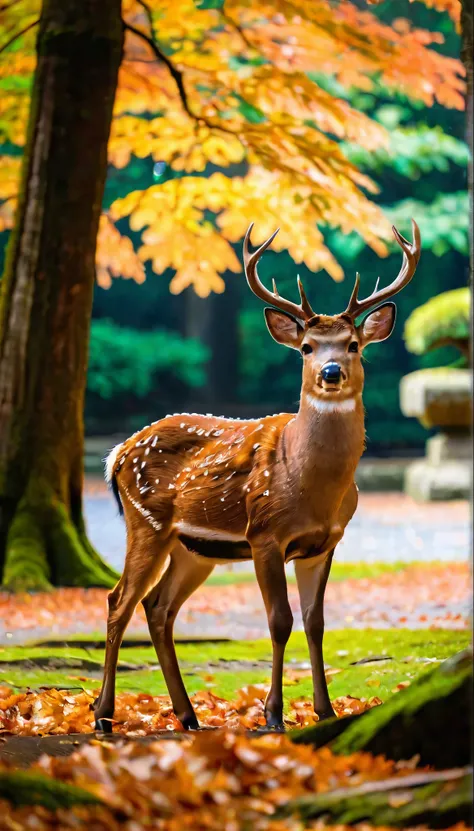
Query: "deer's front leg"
252 539 293 730
294 551 335 721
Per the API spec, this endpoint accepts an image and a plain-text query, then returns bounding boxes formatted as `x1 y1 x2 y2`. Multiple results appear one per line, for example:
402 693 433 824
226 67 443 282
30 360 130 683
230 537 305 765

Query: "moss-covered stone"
0 770 102 810
292 649 472 769
278 769 472 827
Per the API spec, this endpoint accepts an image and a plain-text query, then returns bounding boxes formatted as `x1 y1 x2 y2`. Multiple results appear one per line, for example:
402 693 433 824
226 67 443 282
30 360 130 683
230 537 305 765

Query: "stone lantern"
400 287 471 501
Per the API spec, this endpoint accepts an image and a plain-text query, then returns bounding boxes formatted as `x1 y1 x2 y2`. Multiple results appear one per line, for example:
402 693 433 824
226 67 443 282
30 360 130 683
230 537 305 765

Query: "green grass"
1 630 469 710
205 561 412 586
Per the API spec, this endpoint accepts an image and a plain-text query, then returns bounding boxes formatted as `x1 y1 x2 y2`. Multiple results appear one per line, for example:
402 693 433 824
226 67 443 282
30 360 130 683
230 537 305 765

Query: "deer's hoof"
179 712 200 731
265 712 285 732
315 709 336 722
95 717 113 733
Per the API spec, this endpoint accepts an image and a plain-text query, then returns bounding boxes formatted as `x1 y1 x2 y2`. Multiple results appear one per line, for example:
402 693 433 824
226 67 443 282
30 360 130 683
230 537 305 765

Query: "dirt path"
0 563 469 645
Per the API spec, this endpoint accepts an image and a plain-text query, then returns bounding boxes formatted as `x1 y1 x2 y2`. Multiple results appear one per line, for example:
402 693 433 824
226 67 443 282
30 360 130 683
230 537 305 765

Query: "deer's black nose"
321 362 342 384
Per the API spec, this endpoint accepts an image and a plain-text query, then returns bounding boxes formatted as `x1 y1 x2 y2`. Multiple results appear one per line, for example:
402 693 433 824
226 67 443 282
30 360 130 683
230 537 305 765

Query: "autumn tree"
0 0 466 589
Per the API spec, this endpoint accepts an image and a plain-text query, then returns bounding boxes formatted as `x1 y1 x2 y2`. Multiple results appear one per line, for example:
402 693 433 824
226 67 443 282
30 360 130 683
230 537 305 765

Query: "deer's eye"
301 343 313 355
348 341 359 353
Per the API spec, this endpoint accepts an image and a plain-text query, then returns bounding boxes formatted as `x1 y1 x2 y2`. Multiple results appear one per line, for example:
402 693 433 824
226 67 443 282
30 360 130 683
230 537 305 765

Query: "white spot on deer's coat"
121 483 162 532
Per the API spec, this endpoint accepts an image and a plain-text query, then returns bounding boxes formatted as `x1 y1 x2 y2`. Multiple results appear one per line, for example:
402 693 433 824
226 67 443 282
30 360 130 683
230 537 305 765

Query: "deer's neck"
284 392 365 487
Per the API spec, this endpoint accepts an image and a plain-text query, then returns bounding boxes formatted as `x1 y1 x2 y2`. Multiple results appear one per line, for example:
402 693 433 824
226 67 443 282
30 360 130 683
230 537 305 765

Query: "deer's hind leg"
94 521 175 732
142 542 214 730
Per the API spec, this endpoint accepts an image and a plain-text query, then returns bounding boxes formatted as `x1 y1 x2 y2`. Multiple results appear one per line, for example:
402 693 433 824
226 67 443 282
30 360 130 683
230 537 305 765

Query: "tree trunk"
184 274 240 413
461 0 473 290
0 0 123 590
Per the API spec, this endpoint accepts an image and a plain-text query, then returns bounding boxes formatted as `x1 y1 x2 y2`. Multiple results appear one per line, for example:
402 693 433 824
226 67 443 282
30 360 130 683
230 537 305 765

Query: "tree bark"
184 273 240 413
460 0 473 290
0 0 123 590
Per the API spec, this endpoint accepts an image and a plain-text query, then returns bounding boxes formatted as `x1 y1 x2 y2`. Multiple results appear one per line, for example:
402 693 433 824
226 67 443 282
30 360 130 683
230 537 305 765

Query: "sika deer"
94 220 421 732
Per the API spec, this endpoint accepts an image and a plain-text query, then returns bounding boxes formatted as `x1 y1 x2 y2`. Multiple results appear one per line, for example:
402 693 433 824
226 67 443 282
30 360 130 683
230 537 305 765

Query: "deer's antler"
243 224 315 322
345 219 421 320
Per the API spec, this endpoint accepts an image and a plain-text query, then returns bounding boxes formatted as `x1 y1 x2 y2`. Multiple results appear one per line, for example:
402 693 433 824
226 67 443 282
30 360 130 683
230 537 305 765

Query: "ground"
0 482 470 738
0 483 470 828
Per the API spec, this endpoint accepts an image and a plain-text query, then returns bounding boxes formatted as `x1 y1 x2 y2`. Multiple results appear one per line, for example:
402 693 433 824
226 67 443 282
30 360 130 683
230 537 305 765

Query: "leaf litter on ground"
1 727 467 831
0 684 383 736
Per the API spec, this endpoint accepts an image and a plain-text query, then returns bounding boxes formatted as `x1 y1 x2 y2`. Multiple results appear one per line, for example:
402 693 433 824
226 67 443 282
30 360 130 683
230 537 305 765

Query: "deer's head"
243 221 421 407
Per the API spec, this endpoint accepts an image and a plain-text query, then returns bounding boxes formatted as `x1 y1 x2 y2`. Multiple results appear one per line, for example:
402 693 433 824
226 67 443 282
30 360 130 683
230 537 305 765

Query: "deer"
94 219 421 733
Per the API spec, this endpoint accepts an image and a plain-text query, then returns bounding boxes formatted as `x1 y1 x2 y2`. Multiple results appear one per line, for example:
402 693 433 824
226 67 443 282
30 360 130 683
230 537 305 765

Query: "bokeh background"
1 2 468 456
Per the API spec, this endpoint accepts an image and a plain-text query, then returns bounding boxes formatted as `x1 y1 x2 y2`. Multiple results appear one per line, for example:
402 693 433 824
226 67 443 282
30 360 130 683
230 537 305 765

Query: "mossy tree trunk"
0 0 123 590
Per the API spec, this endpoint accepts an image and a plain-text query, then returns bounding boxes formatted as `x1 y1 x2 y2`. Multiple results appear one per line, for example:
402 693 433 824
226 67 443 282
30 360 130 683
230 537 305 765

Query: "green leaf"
236 97 266 124
403 287 470 356
194 0 224 8
385 192 469 256
87 320 209 399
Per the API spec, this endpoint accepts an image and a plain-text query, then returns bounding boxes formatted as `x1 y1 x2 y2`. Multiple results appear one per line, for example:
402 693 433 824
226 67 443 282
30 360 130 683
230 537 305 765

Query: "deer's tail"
104 444 124 516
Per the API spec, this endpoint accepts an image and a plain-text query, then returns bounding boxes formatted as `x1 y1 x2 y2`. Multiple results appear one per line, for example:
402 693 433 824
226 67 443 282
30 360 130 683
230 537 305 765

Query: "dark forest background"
0 1 468 454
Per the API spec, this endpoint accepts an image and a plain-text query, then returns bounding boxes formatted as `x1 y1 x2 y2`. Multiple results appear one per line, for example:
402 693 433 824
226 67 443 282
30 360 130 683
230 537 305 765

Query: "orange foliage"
0 683 383 736
0 730 438 830
0 0 465 295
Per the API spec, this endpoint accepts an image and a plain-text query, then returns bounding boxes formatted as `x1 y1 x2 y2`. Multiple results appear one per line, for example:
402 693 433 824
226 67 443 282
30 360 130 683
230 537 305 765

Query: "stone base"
400 368 472 429
404 458 471 501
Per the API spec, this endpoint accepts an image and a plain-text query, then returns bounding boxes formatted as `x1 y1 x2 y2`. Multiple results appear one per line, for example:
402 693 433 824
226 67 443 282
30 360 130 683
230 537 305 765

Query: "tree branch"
123 22 196 121
123 19 236 135
0 0 23 11
221 10 257 54
0 19 38 55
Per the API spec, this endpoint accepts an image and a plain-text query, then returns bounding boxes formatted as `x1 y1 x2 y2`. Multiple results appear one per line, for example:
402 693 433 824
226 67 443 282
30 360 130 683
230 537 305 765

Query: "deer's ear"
264 308 304 349
357 302 396 346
